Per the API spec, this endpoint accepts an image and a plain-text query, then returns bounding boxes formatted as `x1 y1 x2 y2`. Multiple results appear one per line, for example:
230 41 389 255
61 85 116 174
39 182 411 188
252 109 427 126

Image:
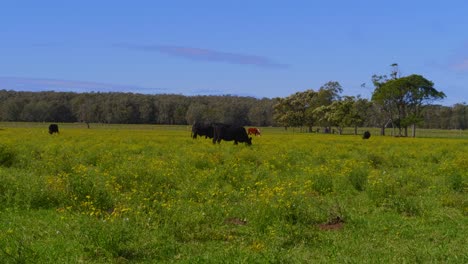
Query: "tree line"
0 66 467 135
0 90 275 126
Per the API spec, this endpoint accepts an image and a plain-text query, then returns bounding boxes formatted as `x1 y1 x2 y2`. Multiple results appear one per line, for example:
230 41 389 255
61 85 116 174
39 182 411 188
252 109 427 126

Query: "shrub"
348 167 369 191
0 144 15 167
447 173 466 193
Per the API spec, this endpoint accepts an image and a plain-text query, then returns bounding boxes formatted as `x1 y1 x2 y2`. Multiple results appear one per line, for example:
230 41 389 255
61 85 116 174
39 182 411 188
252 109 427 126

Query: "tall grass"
0 123 467 263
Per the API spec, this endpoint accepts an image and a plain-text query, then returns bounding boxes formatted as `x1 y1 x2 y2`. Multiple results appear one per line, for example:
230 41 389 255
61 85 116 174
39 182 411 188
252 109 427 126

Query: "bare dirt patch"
318 216 344 231
224 217 248 226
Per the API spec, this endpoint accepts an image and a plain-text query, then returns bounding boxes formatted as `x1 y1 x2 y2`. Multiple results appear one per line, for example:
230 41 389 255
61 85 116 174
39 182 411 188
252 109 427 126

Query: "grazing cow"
49 124 59 134
247 127 261 136
362 131 371 139
213 124 252 145
191 123 214 139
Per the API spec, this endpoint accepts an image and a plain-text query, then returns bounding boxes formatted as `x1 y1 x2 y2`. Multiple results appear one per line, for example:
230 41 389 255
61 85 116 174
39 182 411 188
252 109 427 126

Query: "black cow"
212 124 252 145
49 124 59 134
191 123 214 139
362 131 371 139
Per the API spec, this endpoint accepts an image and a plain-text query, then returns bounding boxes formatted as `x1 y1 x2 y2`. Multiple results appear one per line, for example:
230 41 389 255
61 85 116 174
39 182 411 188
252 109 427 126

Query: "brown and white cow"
247 127 261 136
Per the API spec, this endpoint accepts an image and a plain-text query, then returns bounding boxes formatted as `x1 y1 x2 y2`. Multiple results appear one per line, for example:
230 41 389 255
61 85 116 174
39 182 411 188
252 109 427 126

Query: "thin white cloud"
448 42 468 72
0 76 166 94
451 58 468 71
117 44 289 69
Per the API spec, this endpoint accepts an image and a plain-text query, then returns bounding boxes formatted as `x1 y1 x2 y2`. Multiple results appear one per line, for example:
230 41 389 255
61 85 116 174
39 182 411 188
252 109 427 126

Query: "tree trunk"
404 126 408 137
381 125 385 136
354 126 358 135
411 124 416 137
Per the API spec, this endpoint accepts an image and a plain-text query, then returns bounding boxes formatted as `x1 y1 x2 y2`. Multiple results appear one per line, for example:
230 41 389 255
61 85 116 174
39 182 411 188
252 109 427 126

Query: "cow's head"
247 137 252 145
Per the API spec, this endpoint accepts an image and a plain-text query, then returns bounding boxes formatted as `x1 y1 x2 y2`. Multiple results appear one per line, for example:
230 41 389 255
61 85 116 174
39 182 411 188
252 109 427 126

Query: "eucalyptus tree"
312 104 333 133
352 96 372 134
273 95 304 129
274 89 321 131
186 102 209 124
3 99 25 121
312 96 369 135
313 81 343 131
331 96 371 135
273 81 342 131
316 81 343 104
372 70 445 137
450 103 467 130
248 98 275 126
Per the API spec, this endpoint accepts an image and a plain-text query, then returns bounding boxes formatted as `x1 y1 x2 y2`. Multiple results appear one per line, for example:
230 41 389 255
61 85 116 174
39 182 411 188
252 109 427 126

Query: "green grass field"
0 123 467 263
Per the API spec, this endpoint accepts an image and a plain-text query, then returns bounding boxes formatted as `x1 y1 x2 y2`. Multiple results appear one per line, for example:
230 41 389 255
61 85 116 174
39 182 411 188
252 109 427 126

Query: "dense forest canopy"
0 90 275 126
0 89 466 132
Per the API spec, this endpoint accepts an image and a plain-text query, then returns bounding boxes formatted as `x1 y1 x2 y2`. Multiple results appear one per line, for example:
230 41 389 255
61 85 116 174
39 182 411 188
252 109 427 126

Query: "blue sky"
1 1 467 105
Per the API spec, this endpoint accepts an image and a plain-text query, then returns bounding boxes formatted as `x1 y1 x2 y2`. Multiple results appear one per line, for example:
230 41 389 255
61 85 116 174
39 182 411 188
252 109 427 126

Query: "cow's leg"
234 141 238 145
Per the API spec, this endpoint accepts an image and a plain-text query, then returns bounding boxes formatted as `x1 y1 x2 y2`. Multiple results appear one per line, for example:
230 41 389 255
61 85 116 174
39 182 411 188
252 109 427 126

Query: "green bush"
447 173 466 193
348 167 369 191
0 144 15 167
